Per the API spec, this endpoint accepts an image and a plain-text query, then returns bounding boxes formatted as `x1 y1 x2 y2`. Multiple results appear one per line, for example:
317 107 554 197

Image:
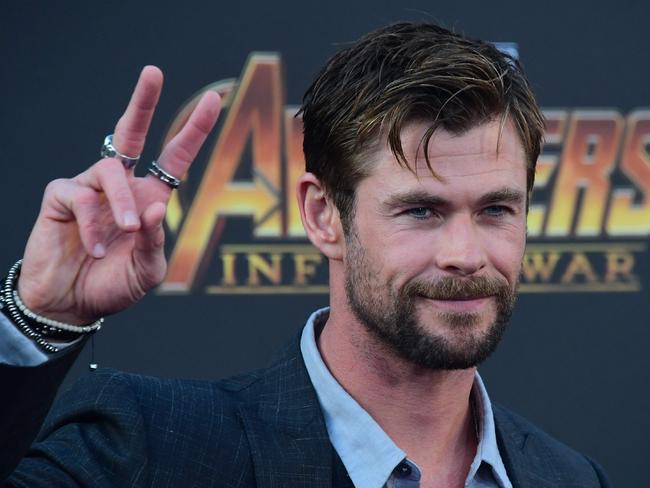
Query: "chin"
398 312 505 370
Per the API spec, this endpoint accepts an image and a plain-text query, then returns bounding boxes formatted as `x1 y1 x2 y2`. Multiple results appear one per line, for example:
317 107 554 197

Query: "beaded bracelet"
1 260 59 353
12 290 103 334
0 259 103 353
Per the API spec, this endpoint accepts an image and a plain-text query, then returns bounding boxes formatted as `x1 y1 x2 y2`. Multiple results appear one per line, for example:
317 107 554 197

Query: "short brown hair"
300 22 545 228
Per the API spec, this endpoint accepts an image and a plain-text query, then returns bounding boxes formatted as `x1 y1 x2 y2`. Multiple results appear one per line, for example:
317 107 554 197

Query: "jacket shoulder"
9 368 260 487
493 404 610 487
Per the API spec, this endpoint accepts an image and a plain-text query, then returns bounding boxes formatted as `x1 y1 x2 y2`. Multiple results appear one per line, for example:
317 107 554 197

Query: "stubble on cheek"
343 219 520 369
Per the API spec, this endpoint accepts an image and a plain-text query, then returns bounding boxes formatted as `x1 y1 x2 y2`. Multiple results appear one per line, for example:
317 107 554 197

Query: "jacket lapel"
239 334 567 488
239 335 335 488
494 406 559 488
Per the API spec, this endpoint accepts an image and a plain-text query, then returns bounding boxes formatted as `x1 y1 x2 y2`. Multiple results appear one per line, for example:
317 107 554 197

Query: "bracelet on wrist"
0 259 103 353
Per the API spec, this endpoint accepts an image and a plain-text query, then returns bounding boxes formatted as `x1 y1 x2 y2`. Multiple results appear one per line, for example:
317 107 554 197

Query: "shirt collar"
469 373 512 487
300 307 511 488
301 308 404 487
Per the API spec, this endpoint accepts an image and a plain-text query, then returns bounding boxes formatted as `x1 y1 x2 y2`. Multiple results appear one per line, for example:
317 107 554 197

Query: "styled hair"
299 22 545 228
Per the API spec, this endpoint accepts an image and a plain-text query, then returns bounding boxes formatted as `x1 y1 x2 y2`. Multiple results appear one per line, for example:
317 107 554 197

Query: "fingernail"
124 211 139 228
93 243 106 258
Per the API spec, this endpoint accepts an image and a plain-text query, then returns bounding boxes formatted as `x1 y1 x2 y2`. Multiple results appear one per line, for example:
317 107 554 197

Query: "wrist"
17 271 100 326
2 260 103 353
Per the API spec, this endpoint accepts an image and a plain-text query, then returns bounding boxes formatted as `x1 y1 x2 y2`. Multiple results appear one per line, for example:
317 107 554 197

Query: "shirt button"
394 461 412 478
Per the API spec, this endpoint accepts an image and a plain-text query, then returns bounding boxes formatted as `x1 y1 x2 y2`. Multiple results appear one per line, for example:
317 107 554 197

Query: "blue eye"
483 205 510 217
407 207 433 219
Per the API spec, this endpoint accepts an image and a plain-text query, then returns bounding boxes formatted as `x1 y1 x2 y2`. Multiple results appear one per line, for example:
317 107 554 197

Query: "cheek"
380 236 439 285
484 230 526 283
357 227 423 273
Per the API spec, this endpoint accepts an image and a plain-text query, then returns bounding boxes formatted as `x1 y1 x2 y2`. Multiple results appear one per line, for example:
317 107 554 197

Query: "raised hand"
17 66 221 325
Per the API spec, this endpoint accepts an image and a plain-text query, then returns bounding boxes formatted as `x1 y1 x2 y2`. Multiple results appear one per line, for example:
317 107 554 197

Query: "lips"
418 292 492 301
418 294 492 313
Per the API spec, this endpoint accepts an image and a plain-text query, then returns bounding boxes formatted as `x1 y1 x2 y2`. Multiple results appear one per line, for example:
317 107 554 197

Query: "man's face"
343 119 527 370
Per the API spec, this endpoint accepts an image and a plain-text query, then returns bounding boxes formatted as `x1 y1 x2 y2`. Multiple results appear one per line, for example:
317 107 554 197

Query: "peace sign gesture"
17 66 221 325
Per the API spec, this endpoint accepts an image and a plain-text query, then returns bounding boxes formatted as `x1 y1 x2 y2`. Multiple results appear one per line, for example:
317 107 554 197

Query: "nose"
435 213 487 276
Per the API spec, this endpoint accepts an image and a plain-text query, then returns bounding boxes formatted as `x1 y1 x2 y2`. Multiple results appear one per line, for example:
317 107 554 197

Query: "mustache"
405 276 510 300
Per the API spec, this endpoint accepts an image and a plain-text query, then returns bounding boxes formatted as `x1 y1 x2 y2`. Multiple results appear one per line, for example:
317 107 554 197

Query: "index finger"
113 65 164 158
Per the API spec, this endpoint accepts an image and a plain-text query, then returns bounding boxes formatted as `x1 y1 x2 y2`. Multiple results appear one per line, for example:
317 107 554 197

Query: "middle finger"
144 90 221 196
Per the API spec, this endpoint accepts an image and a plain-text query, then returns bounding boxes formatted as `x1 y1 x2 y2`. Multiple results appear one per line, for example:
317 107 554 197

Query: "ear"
296 173 344 261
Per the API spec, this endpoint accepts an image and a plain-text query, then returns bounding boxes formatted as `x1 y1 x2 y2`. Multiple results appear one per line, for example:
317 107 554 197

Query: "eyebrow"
477 188 526 207
382 187 526 209
382 191 450 209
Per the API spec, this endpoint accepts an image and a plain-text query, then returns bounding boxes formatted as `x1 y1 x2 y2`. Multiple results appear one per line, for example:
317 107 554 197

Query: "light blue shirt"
0 302 48 366
300 307 512 488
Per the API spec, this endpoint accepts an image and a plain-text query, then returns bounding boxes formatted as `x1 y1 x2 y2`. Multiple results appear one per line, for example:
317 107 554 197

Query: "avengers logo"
158 53 648 294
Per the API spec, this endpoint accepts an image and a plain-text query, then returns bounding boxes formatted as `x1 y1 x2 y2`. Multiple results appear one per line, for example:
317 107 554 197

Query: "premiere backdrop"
1 1 648 486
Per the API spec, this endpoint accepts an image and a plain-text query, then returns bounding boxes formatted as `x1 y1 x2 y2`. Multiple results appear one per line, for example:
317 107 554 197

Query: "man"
1 22 609 487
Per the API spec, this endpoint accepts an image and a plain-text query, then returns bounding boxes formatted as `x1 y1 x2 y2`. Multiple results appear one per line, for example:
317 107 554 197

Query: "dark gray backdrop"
1 1 648 486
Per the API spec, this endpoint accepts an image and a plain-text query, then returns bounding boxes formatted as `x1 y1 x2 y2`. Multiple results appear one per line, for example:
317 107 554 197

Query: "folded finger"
47 179 107 258
145 90 221 194
113 65 164 159
132 201 168 290
76 158 140 231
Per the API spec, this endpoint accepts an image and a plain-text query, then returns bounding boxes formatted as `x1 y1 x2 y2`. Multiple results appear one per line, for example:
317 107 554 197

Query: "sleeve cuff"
0 308 84 366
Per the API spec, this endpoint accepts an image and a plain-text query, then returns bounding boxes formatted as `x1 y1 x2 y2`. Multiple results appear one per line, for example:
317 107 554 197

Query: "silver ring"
148 160 181 189
100 134 140 170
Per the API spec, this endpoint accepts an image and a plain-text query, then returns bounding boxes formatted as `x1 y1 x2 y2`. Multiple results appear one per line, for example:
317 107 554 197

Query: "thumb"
133 201 168 289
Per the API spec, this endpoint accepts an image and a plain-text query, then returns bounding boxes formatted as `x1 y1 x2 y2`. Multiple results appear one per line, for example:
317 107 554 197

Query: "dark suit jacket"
2 335 610 487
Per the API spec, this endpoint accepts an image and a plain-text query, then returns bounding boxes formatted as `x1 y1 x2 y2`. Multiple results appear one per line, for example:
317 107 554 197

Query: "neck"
318 304 478 475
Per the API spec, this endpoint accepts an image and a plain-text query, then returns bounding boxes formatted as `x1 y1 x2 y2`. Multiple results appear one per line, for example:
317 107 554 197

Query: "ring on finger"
100 134 140 170
148 160 181 189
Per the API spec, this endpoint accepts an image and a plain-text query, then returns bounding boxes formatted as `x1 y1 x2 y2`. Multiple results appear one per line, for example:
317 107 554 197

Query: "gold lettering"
221 253 237 286
522 252 561 282
247 253 282 285
607 110 650 236
293 253 322 285
560 253 599 283
163 54 284 291
546 111 623 236
528 111 566 236
285 108 307 237
604 252 636 283
163 80 237 234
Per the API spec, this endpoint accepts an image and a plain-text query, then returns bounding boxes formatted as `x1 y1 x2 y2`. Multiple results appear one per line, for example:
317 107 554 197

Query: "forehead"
365 119 527 186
